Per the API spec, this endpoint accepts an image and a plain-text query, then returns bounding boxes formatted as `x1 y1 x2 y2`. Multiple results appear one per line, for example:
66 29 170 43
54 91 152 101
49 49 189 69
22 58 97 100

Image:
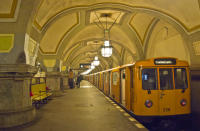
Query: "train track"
142 117 193 131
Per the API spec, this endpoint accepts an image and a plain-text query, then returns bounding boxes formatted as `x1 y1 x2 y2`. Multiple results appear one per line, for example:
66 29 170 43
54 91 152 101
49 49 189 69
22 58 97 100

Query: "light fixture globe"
94 56 98 60
93 60 100 66
90 65 95 69
101 41 112 57
93 56 100 66
90 62 95 69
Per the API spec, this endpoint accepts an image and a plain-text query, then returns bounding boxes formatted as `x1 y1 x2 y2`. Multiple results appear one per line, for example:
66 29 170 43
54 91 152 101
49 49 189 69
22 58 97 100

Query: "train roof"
135 57 189 67
88 57 189 75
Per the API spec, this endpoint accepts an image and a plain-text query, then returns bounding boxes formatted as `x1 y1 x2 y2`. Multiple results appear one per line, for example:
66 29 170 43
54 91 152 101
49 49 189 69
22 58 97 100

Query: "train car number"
163 108 170 112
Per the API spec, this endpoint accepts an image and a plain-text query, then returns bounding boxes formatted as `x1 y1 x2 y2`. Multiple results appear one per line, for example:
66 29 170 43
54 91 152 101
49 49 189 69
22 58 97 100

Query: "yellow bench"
31 83 52 108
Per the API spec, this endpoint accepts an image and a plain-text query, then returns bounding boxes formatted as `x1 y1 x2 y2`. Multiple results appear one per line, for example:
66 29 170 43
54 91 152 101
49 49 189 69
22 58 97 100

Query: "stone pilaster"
0 64 37 128
46 72 63 97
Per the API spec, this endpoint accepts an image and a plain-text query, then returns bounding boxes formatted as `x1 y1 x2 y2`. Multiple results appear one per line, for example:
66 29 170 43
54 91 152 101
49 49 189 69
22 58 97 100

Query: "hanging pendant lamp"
101 40 112 57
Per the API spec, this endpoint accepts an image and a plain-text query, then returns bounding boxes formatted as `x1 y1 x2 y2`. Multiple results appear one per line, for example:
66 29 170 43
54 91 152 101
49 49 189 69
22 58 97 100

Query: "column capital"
0 64 37 78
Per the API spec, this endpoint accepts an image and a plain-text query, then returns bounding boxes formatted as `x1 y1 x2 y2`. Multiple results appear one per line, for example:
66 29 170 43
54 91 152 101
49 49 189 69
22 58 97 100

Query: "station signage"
80 63 91 69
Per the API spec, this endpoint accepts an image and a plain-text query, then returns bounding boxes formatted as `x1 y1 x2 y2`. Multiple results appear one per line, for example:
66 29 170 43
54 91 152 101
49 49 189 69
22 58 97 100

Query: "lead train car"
87 57 191 120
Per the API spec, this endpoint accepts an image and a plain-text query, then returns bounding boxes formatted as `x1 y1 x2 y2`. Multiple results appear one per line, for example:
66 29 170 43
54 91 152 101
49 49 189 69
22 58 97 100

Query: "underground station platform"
2 80 147 131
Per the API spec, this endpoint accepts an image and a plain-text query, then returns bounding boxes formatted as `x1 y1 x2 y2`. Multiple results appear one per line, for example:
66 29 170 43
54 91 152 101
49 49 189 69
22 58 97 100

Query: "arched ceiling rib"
129 13 155 44
39 12 79 54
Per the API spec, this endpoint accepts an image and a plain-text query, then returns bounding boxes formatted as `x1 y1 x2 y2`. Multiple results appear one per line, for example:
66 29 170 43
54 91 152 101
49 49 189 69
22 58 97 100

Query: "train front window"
174 68 188 89
159 68 173 90
142 69 157 90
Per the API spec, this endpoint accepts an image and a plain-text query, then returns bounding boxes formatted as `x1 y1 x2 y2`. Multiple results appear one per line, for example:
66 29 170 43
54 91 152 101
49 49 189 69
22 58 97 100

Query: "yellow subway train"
86 57 191 121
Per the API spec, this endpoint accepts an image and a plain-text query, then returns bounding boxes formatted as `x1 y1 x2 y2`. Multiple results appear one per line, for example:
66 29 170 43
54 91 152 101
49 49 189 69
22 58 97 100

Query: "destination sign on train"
154 58 176 65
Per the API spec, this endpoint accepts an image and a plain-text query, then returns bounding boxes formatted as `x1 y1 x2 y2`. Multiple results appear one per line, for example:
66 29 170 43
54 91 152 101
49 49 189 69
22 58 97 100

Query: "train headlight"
145 100 153 108
180 99 187 106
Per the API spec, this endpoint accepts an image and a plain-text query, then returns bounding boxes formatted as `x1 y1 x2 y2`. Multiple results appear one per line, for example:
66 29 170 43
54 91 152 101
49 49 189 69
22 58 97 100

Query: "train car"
133 57 190 117
90 57 191 123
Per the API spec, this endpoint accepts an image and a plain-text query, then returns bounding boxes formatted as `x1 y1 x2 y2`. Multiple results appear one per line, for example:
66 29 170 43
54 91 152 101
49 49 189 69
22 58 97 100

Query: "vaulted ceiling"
2 0 200 71
33 0 200 71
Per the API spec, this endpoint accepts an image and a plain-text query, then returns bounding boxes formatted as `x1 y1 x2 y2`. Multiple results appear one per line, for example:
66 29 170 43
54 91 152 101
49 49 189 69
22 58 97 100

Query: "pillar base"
0 64 37 128
46 72 63 97
0 106 35 128
61 73 69 90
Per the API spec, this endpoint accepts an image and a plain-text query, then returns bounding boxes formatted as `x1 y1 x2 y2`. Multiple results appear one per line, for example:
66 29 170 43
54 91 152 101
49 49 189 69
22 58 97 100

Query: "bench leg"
42 98 47 104
35 101 40 109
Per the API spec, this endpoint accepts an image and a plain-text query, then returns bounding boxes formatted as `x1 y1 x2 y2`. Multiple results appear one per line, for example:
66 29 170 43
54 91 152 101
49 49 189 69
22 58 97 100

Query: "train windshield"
142 69 157 90
174 68 188 89
159 68 173 90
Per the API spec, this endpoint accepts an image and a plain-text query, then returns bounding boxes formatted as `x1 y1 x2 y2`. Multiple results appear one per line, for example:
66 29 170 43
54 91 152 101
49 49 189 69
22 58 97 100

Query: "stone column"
0 64 37 128
46 72 63 97
61 73 69 90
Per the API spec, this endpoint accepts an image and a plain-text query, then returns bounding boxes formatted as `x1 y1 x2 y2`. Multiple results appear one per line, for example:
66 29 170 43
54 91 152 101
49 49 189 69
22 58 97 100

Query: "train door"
109 71 112 97
93 75 95 85
158 68 176 115
112 70 120 103
97 74 99 88
125 67 132 110
121 69 126 107
102 73 104 91
104 73 107 94
95 75 96 86
105 72 109 95
99 74 101 89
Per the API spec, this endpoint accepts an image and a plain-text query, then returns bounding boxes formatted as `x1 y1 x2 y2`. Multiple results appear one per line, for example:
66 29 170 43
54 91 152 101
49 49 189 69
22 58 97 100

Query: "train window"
142 69 157 90
123 72 125 79
159 68 173 90
174 68 188 89
105 74 107 83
